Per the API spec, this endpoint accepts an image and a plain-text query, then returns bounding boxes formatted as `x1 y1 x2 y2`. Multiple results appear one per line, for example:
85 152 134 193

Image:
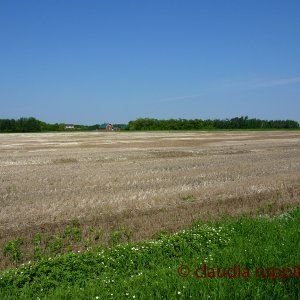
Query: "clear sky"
1 0 300 124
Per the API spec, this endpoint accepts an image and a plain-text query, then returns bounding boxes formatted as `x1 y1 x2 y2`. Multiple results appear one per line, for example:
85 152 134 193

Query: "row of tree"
0 116 299 133
0 118 100 132
0 117 43 132
128 117 299 130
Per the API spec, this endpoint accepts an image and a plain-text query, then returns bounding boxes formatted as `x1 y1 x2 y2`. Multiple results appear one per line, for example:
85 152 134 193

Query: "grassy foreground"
1 209 300 299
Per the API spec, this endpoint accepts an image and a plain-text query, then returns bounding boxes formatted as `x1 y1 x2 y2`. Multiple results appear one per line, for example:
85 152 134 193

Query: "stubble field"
0 131 300 269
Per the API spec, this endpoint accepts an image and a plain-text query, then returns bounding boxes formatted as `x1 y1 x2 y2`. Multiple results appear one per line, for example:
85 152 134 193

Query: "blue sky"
1 0 300 124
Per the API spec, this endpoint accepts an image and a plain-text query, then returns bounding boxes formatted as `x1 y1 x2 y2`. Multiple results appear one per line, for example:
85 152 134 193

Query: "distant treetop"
0 116 298 133
127 117 299 130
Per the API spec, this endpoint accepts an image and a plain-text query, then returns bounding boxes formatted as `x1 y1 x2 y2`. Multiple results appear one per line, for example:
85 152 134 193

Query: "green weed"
0 208 299 299
64 219 82 242
2 238 23 263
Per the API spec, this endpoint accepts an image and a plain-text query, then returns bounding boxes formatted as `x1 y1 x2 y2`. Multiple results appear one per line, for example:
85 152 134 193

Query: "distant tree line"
1 116 298 133
128 117 299 130
0 117 100 133
0 117 43 132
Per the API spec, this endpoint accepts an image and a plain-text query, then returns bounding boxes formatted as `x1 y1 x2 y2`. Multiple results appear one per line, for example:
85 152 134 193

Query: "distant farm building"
96 123 127 131
97 123 113 131
65 124 75 129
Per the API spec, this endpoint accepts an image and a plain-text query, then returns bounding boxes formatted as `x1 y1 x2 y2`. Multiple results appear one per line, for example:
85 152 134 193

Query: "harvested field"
0 131 300 268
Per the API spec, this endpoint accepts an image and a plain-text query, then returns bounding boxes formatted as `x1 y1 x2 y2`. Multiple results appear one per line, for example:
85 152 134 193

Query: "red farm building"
97 123 113 131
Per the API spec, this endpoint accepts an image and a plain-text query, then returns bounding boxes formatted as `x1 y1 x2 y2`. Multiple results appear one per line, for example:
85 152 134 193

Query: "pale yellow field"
0 131 300 267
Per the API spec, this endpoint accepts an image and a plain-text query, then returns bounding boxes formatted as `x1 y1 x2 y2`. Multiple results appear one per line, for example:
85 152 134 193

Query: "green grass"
1 208 300 299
